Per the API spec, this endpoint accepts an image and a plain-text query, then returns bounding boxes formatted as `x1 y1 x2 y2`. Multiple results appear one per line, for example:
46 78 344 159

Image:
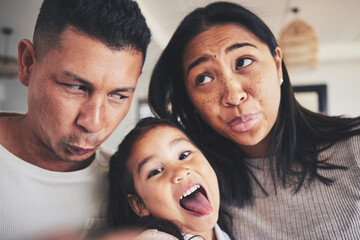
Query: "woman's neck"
238 134 270 159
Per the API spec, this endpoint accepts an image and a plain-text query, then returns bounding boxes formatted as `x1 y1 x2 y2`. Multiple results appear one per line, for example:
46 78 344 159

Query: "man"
0 0 150 239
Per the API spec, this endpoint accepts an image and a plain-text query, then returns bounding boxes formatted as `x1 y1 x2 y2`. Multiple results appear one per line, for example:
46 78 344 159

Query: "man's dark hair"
33 0 151 63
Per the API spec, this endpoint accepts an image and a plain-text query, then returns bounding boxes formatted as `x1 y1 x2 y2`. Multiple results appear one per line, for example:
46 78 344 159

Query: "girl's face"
128 125 219 239
183 24 283 158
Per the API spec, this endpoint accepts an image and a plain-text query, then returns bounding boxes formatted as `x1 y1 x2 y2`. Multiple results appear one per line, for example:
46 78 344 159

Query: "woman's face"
128 125 219 239
183 24 283 158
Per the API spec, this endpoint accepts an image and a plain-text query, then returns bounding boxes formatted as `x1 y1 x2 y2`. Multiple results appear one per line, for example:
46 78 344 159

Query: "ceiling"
137 0 360 49
1 0 360 70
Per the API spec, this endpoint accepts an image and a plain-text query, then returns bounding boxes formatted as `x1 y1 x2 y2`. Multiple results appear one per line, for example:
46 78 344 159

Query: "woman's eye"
196 75 213 85
235 58 253 70
147 168 164 178
179 151 190 160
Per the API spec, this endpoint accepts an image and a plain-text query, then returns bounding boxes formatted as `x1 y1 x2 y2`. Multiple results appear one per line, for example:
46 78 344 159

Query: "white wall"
291 59 360 118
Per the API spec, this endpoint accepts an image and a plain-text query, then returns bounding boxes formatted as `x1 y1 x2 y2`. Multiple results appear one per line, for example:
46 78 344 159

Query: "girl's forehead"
131 125 189 153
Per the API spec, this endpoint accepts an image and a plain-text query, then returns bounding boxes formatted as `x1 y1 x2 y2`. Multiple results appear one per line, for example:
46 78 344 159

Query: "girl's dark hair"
148 1 360 207
107 117 233 239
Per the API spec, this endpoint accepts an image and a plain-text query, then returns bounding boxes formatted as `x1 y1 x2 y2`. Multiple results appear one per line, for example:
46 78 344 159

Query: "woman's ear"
18 39 36 87
127 194 150 217
274 47 283 80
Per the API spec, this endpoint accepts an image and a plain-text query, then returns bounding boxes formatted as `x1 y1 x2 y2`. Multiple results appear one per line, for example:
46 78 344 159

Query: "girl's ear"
127 194 150 217
18 39 36 87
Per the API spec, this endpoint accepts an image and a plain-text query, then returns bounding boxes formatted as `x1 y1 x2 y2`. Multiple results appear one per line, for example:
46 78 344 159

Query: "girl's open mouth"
179 184 213 217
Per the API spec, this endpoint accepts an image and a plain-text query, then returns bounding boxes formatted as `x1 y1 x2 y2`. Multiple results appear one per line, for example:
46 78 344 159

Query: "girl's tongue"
180 189 213 216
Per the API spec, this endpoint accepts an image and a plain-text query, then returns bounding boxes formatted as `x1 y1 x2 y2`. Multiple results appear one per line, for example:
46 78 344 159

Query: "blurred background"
1 0 359 150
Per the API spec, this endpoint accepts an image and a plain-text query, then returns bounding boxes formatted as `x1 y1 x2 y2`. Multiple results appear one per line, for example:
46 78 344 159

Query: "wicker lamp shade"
279 19 318 70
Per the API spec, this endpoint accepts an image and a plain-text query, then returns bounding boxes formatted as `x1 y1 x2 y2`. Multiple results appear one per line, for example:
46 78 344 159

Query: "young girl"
107 117 233 240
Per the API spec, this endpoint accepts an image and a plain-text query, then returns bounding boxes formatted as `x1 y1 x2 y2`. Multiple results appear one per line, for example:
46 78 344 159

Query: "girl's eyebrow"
169 136 191 146
136 136 191 175
137 155 154 175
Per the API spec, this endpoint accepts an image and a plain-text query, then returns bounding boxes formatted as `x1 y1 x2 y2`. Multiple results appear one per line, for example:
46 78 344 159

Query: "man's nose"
76 95 105 133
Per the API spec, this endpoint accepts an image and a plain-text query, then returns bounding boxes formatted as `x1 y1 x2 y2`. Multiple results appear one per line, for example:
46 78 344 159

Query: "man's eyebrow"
63 71 135 93
186 42 257 76
63 71 91 86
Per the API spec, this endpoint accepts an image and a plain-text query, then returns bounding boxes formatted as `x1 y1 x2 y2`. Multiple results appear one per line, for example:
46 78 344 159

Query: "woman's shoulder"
135 229 179 240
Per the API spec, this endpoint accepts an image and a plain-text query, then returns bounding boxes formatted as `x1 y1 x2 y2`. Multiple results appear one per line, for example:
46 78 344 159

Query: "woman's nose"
76 96 105 133
171 167 191 184
221 78 247 107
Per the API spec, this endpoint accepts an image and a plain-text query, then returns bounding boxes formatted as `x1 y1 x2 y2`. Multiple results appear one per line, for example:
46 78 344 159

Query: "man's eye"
179 151 190 160
64 84 87 92
196 75 213 85
109 93 129 102
147 168 164 178
113 93 127 99
235 58 253 70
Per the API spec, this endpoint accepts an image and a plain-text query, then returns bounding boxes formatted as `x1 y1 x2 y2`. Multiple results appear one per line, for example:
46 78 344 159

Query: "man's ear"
127 194 150 217
18 39 36 87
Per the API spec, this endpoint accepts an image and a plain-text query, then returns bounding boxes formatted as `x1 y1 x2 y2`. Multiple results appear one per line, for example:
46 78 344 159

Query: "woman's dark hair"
107 117 233 239
148 1 360 207
33 0 151 63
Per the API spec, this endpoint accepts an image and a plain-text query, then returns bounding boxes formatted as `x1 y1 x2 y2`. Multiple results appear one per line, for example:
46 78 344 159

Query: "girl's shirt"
135 224 231 240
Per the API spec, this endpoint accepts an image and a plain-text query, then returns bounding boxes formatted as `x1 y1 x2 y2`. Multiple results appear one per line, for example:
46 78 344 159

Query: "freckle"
214 55 217 58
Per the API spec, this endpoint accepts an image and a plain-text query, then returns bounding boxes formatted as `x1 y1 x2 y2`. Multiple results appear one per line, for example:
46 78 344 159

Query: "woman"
148 1 360 239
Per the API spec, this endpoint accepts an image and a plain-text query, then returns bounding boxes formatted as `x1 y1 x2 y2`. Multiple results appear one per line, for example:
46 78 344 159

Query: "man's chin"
61 152 96 163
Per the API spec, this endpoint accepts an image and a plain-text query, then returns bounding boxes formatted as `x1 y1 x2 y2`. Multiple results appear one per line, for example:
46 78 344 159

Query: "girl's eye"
196 75 213 85
147 168 164 179
235 58 253 70
179 151 190 160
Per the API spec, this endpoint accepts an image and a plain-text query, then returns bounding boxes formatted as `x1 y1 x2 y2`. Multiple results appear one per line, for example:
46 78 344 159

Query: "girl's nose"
171 167 191 184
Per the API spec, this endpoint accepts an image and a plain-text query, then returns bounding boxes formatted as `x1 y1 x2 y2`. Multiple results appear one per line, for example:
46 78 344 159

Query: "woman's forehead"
184 24 260 56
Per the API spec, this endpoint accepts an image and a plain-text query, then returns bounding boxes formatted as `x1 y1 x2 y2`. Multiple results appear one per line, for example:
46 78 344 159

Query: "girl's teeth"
180 185 200 199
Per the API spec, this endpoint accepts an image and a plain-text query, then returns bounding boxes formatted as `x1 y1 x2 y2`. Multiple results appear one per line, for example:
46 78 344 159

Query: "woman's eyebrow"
187 56 208 76
186 42 257 76
226 42 257 53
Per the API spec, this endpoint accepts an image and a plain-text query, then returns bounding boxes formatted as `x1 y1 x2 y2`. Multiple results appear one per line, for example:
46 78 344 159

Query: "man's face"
26 28 143 163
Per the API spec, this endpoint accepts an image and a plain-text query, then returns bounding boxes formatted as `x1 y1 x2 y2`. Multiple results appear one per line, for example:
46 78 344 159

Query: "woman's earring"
280 78 284 85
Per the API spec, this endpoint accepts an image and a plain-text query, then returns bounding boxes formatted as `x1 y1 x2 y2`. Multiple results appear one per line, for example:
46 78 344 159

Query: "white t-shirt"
0 144 113 240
